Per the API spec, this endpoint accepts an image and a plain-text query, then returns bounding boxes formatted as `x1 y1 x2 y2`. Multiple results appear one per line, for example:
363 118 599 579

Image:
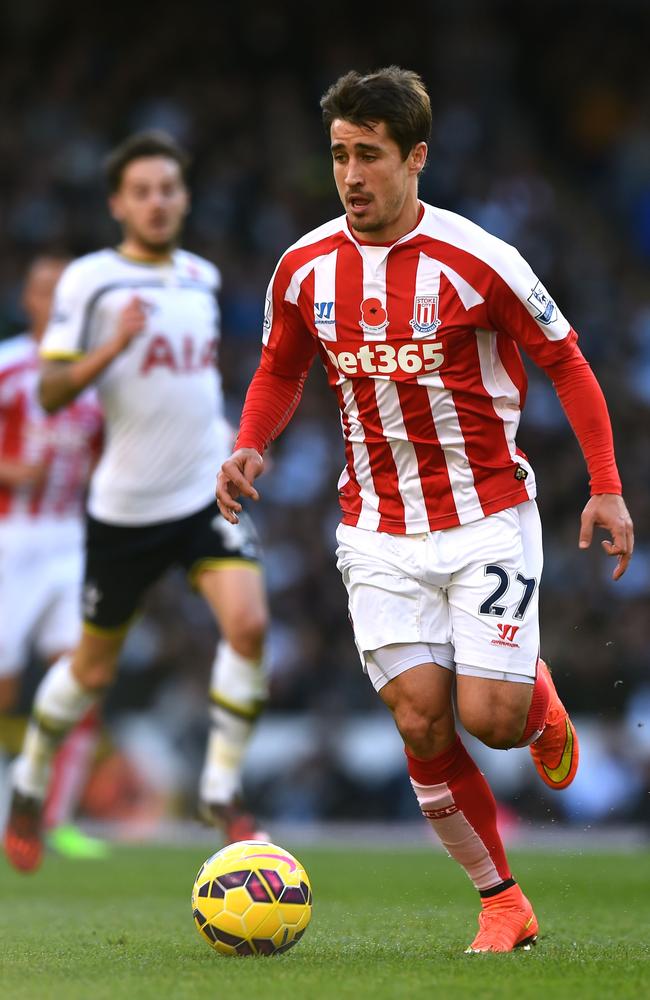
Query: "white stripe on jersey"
339 380 381 531
360 248 389 342
475 331 535 495
418 372 483 523
373 380 427 532
313 250 339 342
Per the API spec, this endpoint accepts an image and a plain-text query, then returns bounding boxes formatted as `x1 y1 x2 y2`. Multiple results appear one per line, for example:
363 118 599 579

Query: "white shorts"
0 518 84 677
335 501 543 692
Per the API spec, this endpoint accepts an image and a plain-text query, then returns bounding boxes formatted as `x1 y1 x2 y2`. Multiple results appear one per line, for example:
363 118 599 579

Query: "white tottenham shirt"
41 248 227 525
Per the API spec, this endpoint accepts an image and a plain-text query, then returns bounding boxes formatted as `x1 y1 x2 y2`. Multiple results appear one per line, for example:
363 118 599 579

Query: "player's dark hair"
320 66 431 160
105 130 191 193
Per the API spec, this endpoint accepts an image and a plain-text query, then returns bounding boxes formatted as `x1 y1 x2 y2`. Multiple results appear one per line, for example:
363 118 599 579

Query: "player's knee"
462 709 524 750
393 703 450 758
225 607 269 660
72 651 118 693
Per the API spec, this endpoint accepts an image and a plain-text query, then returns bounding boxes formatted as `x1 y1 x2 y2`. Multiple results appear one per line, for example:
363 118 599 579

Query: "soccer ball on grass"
191 840 312 956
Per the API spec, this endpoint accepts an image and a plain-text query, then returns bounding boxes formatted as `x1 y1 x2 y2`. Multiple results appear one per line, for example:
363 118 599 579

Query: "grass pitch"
0 842 648 1000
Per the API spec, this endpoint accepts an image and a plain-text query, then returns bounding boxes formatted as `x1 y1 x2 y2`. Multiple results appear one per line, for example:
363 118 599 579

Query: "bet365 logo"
324 340 444 378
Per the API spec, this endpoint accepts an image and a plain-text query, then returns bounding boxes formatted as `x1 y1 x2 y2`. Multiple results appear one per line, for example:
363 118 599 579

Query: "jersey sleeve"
40 262 93 360
484 245 622 494
235 256 318 451
484 245 577 366
259 260 319 378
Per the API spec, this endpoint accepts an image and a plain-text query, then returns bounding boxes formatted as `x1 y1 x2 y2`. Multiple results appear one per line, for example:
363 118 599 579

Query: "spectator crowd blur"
1 0 648 832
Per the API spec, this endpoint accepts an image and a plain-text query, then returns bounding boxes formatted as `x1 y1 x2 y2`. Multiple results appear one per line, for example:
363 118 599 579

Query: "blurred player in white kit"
0 255 106 859
4 132 269 873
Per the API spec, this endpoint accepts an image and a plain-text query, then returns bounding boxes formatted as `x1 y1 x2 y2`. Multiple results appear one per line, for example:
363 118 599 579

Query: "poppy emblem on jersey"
410 294 441 334
527 281 557 326
359 297 389 335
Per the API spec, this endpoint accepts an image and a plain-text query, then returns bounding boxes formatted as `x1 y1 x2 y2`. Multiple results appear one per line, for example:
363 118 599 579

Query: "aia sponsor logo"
492 623 520 648
410 294 441 335
359 297 389 335
139 334 217 375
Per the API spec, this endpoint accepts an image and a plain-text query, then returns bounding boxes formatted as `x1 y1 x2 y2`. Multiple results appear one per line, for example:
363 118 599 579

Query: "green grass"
0 844 648 1000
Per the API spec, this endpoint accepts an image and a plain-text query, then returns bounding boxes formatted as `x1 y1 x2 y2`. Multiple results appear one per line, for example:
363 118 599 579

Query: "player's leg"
33 541 108 858
4 629 125 872
373 649 536 952
4 514 164 872
182 503 268 843
335 523 529 951
194 565 268 841
451 500 578 787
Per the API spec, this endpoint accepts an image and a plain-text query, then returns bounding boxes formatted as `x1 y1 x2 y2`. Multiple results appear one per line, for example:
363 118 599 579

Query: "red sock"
515 660 551 748
406 735 512 892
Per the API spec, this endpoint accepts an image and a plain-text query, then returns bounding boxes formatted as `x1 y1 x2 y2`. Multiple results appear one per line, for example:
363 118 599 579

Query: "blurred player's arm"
39 296 147 413
0 458 48 487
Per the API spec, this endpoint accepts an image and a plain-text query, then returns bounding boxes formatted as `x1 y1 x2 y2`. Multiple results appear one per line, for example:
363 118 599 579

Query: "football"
191 840 312 956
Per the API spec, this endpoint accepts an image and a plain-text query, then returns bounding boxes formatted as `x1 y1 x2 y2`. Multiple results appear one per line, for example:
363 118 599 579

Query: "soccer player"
4 132 269 873
216 68 634 953
0 255 106 859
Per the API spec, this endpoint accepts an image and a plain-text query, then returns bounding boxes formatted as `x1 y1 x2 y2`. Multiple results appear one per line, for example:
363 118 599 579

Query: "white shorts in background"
335 501 543 692
0 518 84 677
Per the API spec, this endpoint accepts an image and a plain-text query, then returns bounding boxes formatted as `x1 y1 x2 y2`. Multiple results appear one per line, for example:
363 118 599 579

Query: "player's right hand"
114 296 148 351
216 448 264 523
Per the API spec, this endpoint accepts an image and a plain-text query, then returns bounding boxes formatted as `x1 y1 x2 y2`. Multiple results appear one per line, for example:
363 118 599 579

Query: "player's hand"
216 448 264 523
579 493 634 580
113 296 148 352
0 460 49 488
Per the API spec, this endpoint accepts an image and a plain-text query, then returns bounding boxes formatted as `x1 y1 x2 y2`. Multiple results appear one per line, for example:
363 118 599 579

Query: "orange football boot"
3 789 44 873
466 885 539 954
530 660 579 790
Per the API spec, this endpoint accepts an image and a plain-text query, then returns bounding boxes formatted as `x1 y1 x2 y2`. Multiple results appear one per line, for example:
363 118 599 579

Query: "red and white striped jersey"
250 202 615 533
0 335 103 519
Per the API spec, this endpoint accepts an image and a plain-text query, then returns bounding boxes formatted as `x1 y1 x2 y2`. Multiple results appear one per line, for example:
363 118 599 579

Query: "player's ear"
108 193 125 224
410 141 428 175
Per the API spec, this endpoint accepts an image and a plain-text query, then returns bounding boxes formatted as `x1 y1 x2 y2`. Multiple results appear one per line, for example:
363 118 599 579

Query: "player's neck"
117 240 175 265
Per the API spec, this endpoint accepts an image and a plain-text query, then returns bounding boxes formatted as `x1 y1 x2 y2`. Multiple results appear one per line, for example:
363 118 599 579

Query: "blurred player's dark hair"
105 131 191 193
320 66 431 160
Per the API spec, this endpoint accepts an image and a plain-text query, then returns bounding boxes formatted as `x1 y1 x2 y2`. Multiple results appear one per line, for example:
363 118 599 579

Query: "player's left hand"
579 493 634 580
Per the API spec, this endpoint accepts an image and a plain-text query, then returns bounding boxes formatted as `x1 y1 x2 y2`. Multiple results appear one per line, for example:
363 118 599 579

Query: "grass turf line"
0 845 648 1000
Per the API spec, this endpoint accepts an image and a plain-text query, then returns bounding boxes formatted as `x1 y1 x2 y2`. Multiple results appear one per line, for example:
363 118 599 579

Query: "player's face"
330 119 427 243
110 156 189 254
22 258 67 341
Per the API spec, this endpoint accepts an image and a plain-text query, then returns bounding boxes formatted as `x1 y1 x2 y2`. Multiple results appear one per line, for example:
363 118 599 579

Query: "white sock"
12 656 99 801
199 642 267 806
44 707 101 829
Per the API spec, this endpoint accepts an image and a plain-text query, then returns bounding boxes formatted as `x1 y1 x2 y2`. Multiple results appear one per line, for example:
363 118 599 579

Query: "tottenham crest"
410 295 441 334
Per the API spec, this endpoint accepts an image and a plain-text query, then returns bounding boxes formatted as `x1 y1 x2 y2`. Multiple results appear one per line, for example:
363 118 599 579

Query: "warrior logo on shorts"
410 295 441 334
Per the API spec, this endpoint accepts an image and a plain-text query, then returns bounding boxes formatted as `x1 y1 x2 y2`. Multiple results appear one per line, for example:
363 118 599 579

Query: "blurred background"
0 0 648 841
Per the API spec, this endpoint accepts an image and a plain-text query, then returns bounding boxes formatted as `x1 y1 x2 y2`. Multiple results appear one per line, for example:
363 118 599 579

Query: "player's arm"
0 458 48 488
486 252 633 579
39 296 147 413
217 268 317 522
